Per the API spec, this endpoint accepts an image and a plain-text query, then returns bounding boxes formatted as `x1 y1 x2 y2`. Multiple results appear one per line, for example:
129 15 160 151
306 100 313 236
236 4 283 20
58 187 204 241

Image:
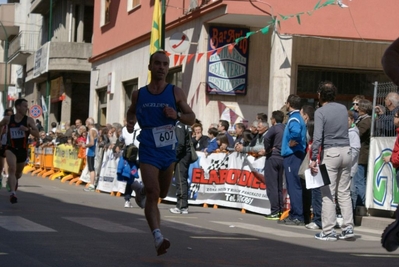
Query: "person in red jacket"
381 37 399 252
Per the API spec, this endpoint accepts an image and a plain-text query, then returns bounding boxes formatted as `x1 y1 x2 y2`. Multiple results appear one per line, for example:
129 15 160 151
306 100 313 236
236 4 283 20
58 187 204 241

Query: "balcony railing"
8 31 40 59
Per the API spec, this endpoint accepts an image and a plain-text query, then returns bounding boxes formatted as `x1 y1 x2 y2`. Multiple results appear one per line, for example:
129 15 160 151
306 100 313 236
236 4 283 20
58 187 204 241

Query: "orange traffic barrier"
23 145 36 174
41 146 55 178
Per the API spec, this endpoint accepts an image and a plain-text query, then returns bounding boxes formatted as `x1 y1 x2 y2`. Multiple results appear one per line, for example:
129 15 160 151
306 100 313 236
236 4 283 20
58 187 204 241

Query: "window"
166 66 183 88
97 88 107 126
123 79 138 115
127 0 141 11
100 0 111 26
296 66 391 108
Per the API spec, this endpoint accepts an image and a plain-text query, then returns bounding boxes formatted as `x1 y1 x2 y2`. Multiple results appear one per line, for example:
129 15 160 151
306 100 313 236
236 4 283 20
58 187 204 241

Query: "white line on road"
63 217 146 233
0 216 56 232
190 236 258 240
352 254 399 258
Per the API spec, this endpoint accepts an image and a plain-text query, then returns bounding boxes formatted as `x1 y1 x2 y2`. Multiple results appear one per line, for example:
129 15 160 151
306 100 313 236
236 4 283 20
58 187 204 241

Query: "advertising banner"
53 144 82 174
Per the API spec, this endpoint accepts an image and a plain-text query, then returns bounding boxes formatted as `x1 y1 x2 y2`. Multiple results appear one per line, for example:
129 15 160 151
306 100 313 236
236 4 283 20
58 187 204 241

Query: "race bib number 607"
152 124 177 148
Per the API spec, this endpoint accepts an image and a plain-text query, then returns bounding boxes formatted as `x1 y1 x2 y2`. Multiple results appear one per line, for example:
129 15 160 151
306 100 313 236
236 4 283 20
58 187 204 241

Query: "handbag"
188 131 198 163
123 130 138 163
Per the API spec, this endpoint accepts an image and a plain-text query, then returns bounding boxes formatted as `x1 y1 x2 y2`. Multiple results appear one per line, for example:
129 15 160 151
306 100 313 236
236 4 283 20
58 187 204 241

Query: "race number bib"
9 127 25 139
152 124 177 148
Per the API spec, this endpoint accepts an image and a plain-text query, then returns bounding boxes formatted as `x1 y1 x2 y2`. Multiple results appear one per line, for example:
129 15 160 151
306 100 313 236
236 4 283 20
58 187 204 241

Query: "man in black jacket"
170 121 192 214
263 110 285 220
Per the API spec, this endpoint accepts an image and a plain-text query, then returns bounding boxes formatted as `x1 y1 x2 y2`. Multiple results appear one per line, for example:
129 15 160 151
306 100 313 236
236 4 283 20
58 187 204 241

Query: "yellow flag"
150 0 162 55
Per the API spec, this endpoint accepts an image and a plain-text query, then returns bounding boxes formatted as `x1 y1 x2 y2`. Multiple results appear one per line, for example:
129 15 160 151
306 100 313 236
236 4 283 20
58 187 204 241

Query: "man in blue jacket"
279 94 307 225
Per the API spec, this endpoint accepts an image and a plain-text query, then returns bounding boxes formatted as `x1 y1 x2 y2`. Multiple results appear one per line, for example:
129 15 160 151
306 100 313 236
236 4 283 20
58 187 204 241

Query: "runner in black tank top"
0 99 39 204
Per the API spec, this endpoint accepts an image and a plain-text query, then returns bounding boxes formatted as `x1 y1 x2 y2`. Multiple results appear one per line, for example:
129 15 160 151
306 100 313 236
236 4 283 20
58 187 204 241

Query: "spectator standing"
350 95 365 121
82 118 98 192
233 123 246 146
279 94 307 226
352 99 372 208
218 120 234 148
263 110 285 219
309 82 354 241
170 121 192 214
235 120 268 156
191 122 209 151
375 92 399 137
203 127 218 156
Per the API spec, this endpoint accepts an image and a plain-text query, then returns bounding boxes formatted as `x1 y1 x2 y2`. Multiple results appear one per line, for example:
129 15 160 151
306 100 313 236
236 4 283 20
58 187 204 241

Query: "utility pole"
0 21 8 109
44 0 53 131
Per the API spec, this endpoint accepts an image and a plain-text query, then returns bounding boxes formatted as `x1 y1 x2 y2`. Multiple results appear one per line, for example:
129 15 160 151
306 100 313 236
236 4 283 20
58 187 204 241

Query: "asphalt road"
0 174 398 267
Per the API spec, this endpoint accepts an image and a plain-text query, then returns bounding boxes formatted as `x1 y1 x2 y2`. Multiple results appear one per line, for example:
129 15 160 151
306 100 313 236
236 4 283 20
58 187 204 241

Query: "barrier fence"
23 144 280 215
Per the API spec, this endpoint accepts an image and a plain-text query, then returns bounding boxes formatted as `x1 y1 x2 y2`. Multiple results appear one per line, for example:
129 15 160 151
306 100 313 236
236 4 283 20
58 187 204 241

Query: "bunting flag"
162 0 337 68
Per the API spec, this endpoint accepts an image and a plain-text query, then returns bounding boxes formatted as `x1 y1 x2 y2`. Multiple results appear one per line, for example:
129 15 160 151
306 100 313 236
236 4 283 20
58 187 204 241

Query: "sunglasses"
352 102 359 106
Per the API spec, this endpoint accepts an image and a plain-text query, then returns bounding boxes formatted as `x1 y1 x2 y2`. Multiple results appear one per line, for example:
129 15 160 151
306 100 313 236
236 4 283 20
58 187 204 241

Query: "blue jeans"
351 164 367 208
311 188 322 228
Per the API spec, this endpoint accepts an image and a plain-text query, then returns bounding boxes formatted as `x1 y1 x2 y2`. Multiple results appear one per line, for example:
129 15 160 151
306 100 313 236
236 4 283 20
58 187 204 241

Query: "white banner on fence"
366 137 398 211
164 152 271 215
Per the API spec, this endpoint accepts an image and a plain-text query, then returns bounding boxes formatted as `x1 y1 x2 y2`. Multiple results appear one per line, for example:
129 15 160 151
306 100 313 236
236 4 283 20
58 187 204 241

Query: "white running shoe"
169 207 189 214
124 200 133 208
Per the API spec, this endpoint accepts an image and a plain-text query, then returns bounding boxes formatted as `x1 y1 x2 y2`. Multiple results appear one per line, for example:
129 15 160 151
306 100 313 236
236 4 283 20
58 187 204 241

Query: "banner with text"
164 152 270 215
53 144 82 174
366 137 398 211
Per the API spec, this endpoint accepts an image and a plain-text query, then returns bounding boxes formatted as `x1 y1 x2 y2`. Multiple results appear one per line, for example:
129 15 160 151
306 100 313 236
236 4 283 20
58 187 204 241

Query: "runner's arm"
174 86 195 126
27 117 40 139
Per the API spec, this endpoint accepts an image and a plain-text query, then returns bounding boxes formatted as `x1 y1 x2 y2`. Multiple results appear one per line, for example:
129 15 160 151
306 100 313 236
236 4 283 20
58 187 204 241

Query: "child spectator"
203 127 218 156
216 133 229 153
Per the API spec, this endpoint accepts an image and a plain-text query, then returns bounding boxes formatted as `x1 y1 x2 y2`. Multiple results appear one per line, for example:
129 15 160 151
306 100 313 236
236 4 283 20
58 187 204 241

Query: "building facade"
0 0 94 132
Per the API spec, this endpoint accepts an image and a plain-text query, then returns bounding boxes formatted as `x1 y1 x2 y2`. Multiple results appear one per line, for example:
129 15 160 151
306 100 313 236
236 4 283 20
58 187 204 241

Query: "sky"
0 0 7 4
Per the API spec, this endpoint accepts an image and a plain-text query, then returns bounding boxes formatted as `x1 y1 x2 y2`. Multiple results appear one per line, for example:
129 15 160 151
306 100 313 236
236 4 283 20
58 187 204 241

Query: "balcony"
30 0 51 15
0 4 19 40
26 41 92 82
8 31 40 65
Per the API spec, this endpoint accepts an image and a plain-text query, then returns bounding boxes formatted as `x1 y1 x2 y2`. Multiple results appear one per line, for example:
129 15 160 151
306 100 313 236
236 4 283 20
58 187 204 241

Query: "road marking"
212 221 312 238
352 254 399 258
63 217 145 233
0 216 56 232
164 216 198 219
190 236 258 240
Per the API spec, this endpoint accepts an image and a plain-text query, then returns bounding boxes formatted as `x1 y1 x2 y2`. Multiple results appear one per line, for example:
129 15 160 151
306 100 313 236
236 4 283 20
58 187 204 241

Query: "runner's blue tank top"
136 84 177 149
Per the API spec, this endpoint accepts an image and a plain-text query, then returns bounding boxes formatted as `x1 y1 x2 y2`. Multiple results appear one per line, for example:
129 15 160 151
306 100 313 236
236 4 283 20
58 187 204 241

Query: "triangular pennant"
216 47 223 55
207 50 214 60
196 53 204 62
179 54 186 65
174 54 179 66
260 25 270 34
245 31 256 38
296 14 301 25
228 43 235 54
321 0 336 7
186 54 195 64
235 37 245 44
217 101 227 117
165 51 171 57
314 0 321 10
229 109 238 125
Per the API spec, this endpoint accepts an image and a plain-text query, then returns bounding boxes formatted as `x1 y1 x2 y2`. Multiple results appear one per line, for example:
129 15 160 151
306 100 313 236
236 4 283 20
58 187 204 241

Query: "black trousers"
264 156 284 214
175 152 191 209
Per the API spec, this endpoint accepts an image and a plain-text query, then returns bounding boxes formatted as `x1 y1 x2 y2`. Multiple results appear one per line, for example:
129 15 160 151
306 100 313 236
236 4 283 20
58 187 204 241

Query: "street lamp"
0 20 8 109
